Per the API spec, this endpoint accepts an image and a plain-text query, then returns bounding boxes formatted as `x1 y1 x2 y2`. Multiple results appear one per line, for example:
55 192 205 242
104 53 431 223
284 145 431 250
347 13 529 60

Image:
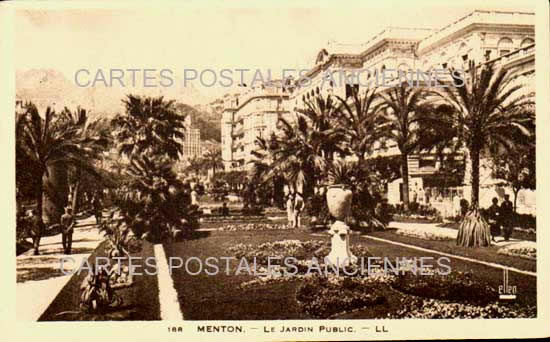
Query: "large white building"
220 10 535 214
221 81 291 170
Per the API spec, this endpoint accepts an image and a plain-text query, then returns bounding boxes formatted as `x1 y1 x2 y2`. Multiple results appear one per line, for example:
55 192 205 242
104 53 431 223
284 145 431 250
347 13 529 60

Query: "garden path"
389 221 536 249
16 215 102 321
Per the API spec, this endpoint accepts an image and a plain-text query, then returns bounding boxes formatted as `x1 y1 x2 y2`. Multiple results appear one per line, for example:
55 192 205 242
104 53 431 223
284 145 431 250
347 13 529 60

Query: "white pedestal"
325 220 357 267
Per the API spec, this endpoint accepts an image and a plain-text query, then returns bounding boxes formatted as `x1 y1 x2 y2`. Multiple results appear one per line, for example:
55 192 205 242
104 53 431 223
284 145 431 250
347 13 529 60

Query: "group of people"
486 194 514 241
18 193 103 256
286 191 304 228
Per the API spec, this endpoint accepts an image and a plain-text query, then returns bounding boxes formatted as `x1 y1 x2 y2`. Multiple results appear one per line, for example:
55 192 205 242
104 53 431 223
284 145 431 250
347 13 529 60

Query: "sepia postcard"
1 0 549 340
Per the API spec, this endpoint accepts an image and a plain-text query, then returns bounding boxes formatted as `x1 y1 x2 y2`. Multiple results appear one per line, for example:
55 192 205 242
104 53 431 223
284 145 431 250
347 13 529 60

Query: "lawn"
163 229 536 320
369 229 536 272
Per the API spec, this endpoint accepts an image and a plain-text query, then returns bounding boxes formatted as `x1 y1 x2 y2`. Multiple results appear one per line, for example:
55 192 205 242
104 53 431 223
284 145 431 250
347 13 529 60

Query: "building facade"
221 82 291 170
220 10 535 214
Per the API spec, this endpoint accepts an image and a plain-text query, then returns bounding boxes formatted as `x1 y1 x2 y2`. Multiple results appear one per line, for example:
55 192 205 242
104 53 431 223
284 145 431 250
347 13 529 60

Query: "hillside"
174 102 222 142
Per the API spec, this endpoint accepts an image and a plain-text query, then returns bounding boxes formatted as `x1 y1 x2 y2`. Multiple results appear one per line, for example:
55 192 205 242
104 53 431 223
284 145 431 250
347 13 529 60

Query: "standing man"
286 192 295 228
221 202 229 217
293 192 304 228
61 206 75 254
91 194 102 224
487 197 501 242
27 209 44 255
500 194 514 241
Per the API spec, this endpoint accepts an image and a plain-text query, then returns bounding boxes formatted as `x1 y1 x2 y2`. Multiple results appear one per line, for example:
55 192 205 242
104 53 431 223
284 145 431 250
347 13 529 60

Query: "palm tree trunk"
470 147 480 207
401 153 410 210
42 162 68 226
36 174 43 219
71 181 80 213
456 146 491 247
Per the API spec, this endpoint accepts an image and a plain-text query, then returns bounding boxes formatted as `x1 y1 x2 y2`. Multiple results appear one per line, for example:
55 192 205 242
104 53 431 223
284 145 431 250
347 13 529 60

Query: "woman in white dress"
286 192 295 227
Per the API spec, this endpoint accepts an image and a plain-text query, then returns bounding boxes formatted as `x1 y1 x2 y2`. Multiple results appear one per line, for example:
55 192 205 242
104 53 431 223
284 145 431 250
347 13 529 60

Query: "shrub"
305 193 332 227
241 205 264 216
112 156 200 243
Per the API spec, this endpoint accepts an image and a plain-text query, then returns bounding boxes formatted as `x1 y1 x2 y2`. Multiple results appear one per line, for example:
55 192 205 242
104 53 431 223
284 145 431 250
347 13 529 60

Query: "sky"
14 0 535 104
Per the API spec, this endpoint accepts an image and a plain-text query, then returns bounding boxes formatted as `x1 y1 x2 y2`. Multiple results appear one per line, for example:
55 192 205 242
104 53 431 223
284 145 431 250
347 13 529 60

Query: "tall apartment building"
182 114 201 159
221 81 291 170
220 10 535 213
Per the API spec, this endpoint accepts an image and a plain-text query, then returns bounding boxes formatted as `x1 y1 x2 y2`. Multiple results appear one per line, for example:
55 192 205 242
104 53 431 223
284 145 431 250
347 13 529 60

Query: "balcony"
485 44 535 70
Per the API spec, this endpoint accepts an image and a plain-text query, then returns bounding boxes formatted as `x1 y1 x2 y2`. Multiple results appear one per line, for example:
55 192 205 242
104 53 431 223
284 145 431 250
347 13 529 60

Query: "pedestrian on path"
500 194 514 241
27 209 44 255
92 194 102 224
487 197 501 242
60 206 75 254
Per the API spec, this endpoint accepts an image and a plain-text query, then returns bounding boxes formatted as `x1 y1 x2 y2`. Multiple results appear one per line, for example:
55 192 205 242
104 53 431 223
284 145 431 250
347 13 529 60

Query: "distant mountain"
16 68 96 114
16 68 209 119
16 68 224 144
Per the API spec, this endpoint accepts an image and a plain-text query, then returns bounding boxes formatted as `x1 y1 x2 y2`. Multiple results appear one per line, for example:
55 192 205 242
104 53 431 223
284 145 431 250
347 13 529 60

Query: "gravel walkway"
16 215 103 321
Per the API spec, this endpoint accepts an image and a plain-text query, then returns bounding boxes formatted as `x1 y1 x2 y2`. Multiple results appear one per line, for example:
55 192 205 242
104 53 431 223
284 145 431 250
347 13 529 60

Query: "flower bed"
393 214 442 224
512 227 536 235
225 237 536 318
202 215 266 223
389 297 536 319
229 239 374 266
295 276 386 318
390 271 498 305
395 228 454 241
263 207 286 215
220 223 291 232
497 243 537 260
229 239 326 264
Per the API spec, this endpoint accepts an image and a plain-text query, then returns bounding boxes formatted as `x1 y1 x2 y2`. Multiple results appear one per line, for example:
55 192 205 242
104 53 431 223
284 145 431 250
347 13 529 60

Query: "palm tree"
257 94 345 195
296 94 344 162
16 103 108 225
61 107 111 213
202 147 223 178
376 83 432 210
112 95 185 160
438 62 535 247
119 154 199 242
335 85 384 163
186 156 204 177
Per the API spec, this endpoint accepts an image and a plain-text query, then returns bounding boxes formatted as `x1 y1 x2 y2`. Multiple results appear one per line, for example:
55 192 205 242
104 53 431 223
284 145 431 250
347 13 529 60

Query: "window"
497 37 514 56
520 38 534 48
345 84 359 98
419 159 436 168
